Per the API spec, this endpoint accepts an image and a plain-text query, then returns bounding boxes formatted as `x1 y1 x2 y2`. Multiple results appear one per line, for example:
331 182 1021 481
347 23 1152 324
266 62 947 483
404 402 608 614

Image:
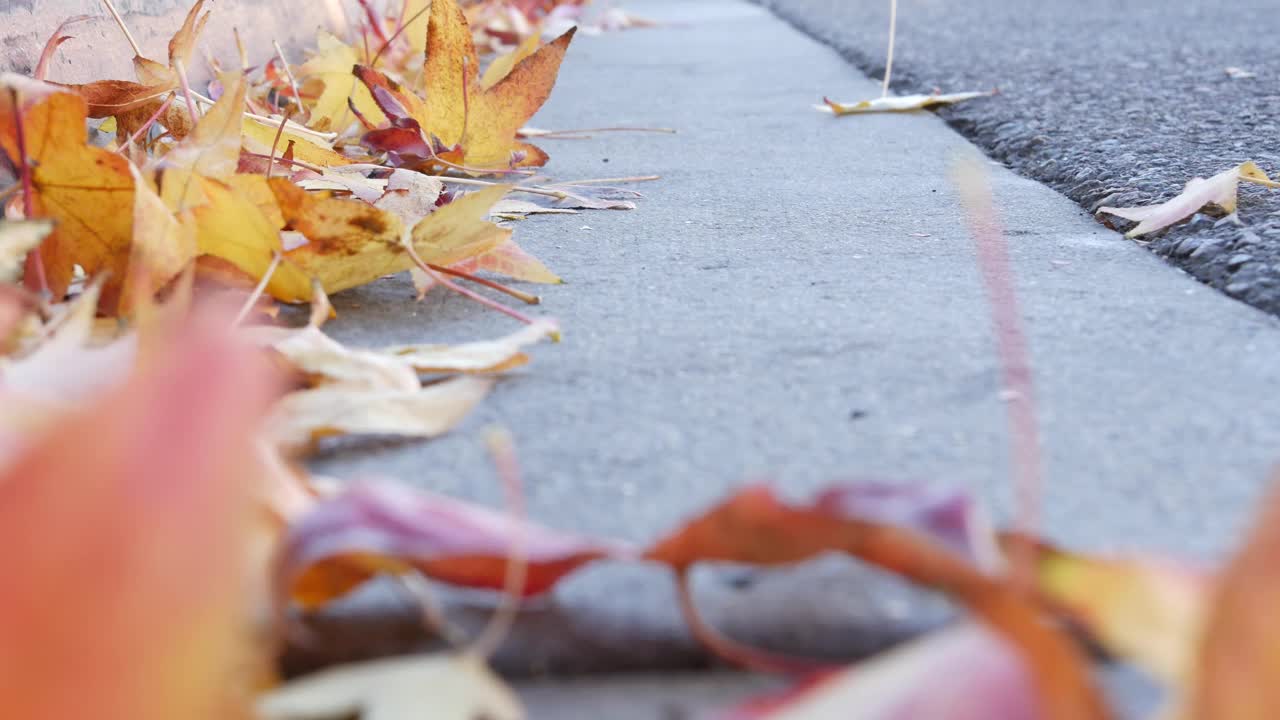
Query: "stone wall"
1 0 342 85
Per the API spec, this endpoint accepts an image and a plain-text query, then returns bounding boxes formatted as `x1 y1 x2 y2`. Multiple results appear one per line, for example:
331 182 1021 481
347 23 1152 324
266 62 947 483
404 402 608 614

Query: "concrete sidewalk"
287 0 1280 699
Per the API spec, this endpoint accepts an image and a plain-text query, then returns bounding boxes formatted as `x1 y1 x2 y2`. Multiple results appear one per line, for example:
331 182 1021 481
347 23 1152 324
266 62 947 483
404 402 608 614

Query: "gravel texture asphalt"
760 0 1280 314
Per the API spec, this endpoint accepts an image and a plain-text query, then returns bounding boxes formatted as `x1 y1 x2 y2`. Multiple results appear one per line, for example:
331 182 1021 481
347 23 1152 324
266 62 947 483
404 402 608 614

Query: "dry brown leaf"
267 375 494 451
381 318 559 374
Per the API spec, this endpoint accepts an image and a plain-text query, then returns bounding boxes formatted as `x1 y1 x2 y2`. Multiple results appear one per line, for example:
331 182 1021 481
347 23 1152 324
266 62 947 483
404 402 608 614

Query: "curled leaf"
277 479 629 609
817 90 995 116
266 374 494 452
1098 161 1278 238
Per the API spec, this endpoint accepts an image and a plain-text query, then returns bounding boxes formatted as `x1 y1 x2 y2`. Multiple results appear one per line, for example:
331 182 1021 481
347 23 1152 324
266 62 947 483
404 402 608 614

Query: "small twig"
520 126 677 139
231 252 282 327
172 59 201 126
99 0 143 57
272 40 306 120
240 151 326 174
10 88 48 296
372 3 432 65
554 175 660 186
675 570 829 674
265 111 292 180
439 176 567 200
356 0 390 47
428 263 540 305
882 0 898 97
401 239 536 325
467 428 529 660
115 95 174 153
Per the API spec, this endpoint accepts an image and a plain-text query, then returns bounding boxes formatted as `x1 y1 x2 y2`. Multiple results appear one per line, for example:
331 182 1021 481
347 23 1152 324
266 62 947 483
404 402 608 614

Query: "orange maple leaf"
356 0 574 172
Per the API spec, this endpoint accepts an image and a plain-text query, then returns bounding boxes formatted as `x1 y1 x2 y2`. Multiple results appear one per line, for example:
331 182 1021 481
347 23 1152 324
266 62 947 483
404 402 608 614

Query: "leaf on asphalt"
277 479 628 609
1022 539 1210 685
642 484 1109 720
0 310 273 720
1097 161 1279 238
0 220 53 283
1182 473 1280 719
719 624 1040 720
258 652 522 720
297 30 387 133
382 318 559 374
817 90 996 116
0 89 136 308
266 375 495 452
248 323 421 392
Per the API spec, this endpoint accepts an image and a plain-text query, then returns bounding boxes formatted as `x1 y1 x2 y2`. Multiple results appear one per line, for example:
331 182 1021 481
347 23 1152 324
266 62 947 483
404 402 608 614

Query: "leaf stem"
428 263 539 305
99 0 143 57
401 239 536 325
468 428 528 660
882 0 898 97
231 252 281 327
172 59 201 126
10 89 48 296
272 40 306 121
115 94 174 153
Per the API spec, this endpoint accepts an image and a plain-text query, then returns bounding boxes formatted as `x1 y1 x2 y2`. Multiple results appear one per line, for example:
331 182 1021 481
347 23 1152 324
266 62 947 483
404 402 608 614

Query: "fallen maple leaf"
271 180 532 295
357 0 575 171
381 318 559 373
817 90 995 116
266 374 495 452
297 30 387 133
276 479 629 609
189 176 313 302
0 308 275 720
1097 161 1279 238
0 86 135 307
257 652 522 720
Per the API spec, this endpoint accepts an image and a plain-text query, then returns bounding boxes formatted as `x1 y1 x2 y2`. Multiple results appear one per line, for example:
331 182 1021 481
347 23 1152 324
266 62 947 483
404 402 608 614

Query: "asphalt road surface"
761 0 1280 315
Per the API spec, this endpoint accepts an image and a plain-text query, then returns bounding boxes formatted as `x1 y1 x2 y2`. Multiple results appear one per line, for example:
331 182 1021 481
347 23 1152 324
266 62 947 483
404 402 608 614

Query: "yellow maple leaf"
424 0 575 169
298 30 387 133
0 89 135 309
269 180 514 295
189 177 312 302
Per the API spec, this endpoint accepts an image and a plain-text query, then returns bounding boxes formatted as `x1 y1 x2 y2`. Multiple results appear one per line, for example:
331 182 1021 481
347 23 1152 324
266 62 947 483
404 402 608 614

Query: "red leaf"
277 481 632 609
